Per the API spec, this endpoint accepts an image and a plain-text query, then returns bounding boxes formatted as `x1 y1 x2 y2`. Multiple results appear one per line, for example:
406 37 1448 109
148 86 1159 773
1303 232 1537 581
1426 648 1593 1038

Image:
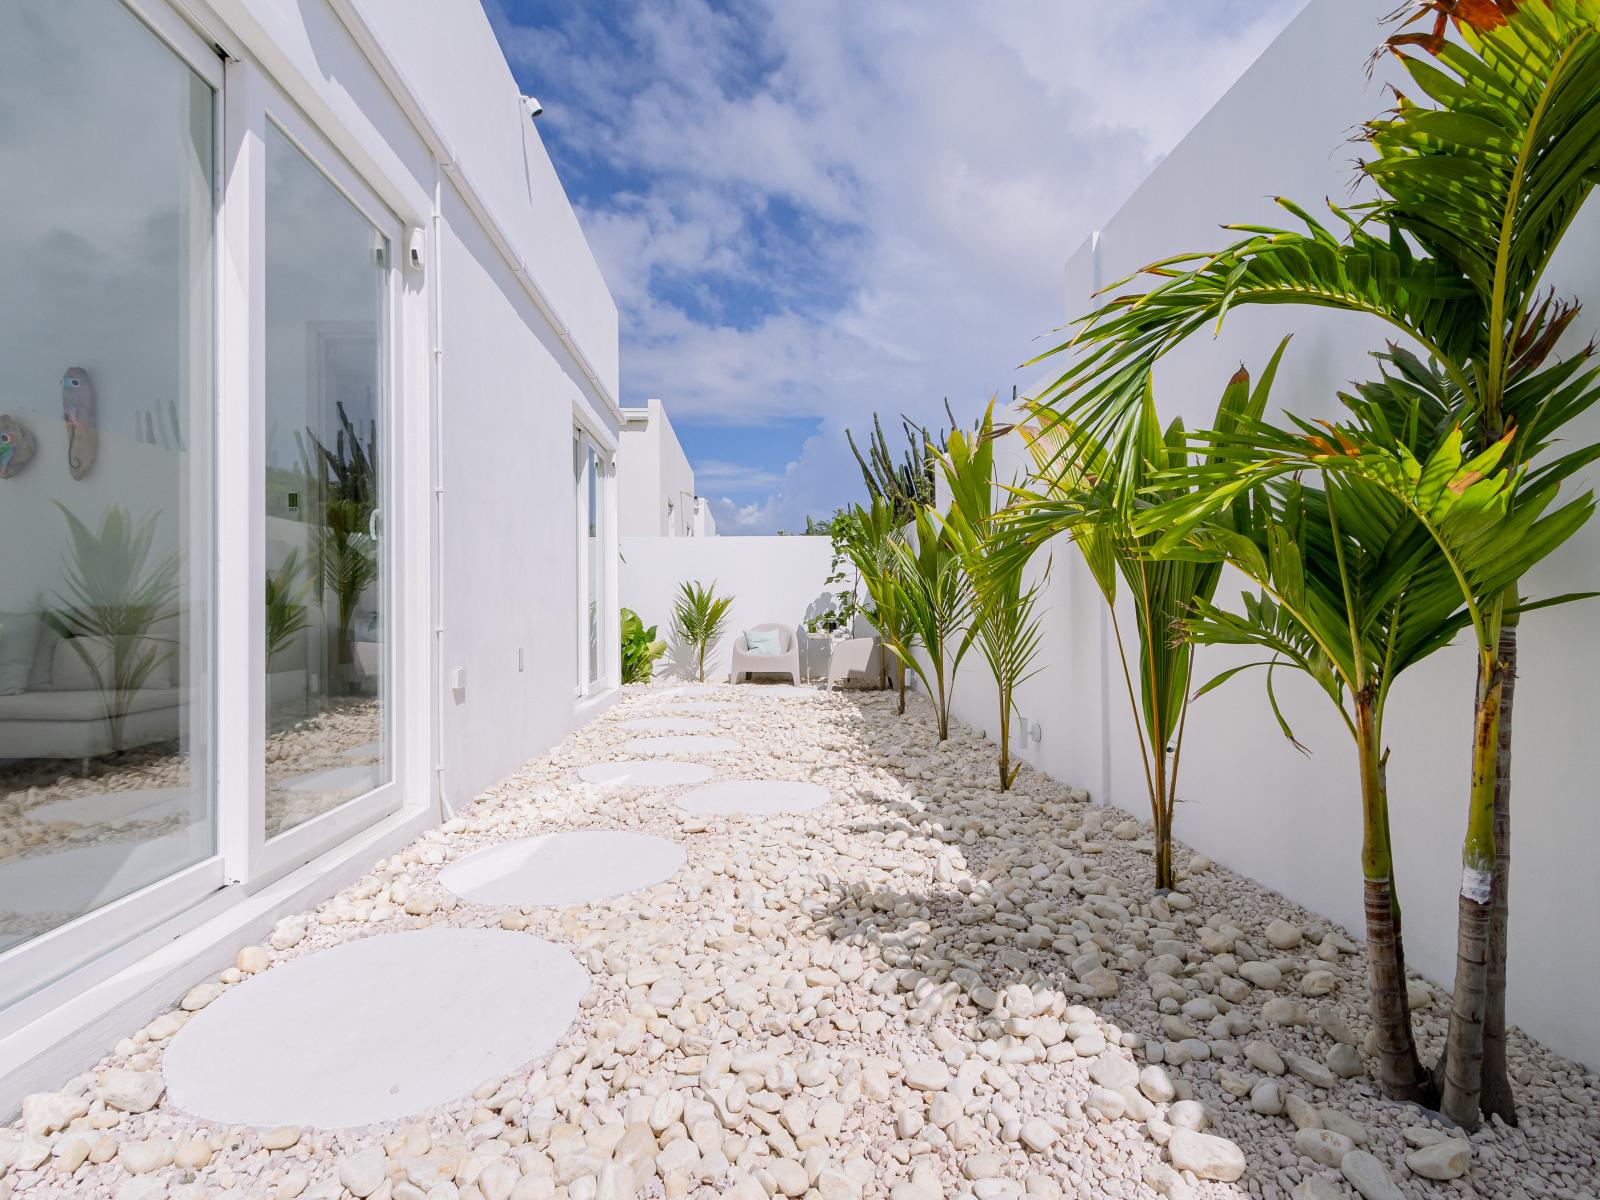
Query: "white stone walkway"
2 682 1597 1200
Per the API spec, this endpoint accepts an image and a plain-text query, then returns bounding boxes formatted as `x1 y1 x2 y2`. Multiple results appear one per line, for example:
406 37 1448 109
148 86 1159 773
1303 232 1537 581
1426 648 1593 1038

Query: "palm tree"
880 503 975 740
1143 391 1594 1111
835 498 917 714
1005 347 1287 889
46 504 181 755
937 400 1048 790
1030 0 1600 1124
670 581 734 683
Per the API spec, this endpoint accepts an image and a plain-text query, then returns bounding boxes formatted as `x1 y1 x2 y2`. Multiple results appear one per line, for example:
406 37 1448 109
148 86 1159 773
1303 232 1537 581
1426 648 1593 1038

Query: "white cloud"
492 0 1312 531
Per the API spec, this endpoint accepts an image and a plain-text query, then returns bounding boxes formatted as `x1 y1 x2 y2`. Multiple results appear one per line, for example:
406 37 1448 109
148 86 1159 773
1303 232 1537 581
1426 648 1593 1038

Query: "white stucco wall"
957 0 1600 1068
620 536 838 681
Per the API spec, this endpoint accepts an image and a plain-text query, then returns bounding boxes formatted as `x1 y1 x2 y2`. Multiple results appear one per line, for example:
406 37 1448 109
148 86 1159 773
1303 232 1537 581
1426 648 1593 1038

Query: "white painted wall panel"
620 537 837 682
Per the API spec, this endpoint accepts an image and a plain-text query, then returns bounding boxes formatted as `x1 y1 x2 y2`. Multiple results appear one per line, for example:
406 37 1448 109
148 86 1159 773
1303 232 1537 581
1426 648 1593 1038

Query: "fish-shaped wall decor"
62 367 98 480
0 414 37 479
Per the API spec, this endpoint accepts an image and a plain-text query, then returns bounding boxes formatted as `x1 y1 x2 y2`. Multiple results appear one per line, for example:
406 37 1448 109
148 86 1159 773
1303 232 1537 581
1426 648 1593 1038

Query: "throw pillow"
744 628 782 655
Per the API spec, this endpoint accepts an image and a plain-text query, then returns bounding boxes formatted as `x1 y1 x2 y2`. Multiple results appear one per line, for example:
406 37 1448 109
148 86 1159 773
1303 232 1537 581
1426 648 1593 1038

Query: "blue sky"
488 0 1310 531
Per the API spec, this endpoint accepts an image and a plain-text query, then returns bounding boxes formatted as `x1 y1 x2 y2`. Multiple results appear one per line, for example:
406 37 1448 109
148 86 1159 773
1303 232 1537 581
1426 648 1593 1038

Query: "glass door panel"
262 122 390 839
0 0 216 996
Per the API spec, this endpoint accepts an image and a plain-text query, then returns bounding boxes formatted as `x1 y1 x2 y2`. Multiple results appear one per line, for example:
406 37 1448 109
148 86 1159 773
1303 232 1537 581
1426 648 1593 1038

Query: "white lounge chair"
826 636 876 690
729 623 801 685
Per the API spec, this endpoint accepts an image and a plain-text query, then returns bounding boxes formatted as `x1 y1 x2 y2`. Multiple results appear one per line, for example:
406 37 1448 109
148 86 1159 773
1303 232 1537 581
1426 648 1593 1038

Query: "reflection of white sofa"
730 624 801 685
0 634 184 761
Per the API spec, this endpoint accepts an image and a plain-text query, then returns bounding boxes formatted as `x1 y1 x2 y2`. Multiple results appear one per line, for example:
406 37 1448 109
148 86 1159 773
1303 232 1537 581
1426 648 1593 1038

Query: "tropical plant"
835 498 917 712
671 581 734 683
847 405 959 522
879 503 975 740
1135 382 1593 1107
265 548 311 664
1028 0 1600 1125
1005 350 1287 885
937 400 1048 790
45 504 181 754
621 607 667 684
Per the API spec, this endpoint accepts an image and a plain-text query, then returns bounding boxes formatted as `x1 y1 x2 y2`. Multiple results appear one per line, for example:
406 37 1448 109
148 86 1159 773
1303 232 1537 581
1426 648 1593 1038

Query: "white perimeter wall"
621 537 838 681
953 0 1600 1067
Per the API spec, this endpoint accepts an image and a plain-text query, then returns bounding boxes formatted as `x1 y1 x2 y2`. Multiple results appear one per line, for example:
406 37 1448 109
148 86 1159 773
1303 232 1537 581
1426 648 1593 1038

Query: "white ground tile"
277 763 381 795
440 830 686 906
163 929 587 1128
30 787 190 825
651 700 736 716
612 717 718 733
576 760 715 788
674 779 830 816
623 735 740 756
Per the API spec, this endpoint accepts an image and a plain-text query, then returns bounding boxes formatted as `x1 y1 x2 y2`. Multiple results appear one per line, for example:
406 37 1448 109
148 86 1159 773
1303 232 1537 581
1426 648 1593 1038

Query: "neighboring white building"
0 0 621 1103
617 397 715 537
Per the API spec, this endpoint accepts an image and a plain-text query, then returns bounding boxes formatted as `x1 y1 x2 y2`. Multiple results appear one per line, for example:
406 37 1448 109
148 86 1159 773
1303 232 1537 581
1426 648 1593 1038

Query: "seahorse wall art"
62 367 98 480
0 414 37 479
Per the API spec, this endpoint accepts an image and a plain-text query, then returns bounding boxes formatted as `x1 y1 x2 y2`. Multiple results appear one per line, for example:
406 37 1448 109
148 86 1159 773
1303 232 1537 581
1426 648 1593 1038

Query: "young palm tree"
937 401 1048 790
1005 349 1287 889
46 504 181 754
670 581 734 683
880 503 975 740
835 498 917 714
1030 0 1600 1124
1144 392 1594 1111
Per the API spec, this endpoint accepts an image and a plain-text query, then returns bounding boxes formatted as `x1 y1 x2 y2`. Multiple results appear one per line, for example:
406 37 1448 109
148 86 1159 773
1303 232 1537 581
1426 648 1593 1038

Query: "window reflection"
0 0 215 982
262 123 390 838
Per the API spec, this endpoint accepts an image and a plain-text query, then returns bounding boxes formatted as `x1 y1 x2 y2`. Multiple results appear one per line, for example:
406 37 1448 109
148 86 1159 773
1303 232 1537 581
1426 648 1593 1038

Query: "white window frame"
217 67 411 890
573 422 616 700
0 0 228 1028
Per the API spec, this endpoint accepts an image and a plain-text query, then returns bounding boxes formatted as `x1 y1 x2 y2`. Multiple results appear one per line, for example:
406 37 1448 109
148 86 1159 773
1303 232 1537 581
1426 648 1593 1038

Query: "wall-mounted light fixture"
1015 713 1042 748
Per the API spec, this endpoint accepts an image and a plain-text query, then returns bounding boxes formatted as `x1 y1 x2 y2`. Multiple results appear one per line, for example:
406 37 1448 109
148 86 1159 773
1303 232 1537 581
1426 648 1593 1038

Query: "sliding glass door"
0 0 219 1007
261 122 392 842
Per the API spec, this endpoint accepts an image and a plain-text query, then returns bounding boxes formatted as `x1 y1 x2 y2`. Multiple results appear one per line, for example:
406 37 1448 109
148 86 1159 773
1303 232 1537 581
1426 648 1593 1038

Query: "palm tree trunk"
998 684 1013 791
1440 656 1503 1130
1481 621 1518 1125
896 657 907 715
1151 748 1174 892
1356 698 1431 1103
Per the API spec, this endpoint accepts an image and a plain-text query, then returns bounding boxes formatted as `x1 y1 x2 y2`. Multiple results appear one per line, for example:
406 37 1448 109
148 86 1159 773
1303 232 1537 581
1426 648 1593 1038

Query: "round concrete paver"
278 764 381 795
440 830 686 907
577 760 715 788
163 929 586 1128
613 717 717 733
656 684 723 698
654 700 734 716
736 684 821 698
30 786 191 825
624 735 739 756
675 779 830 816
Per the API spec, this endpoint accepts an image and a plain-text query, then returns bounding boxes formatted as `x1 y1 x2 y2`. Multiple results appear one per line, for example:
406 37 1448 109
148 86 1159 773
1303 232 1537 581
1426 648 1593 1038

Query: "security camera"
523 95 544 120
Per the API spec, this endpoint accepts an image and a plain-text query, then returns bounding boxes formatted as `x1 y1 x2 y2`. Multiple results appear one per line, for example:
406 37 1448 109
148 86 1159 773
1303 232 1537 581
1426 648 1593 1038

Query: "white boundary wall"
621 537 839 682
946 0 1600 1068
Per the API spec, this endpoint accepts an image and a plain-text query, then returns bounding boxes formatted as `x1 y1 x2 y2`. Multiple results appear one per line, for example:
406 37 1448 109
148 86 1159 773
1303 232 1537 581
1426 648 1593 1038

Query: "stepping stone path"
623 734 740 756
674 778 830 816
162 929 586 1127
576 759 713 787
612 716 719 733
652 699 734 715
8 681 1597 1200
439 829 686 906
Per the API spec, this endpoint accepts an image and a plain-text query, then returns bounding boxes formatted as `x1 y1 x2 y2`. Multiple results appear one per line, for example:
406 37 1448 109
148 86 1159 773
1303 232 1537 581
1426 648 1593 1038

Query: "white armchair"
730 623 801 685
826 636 876 690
